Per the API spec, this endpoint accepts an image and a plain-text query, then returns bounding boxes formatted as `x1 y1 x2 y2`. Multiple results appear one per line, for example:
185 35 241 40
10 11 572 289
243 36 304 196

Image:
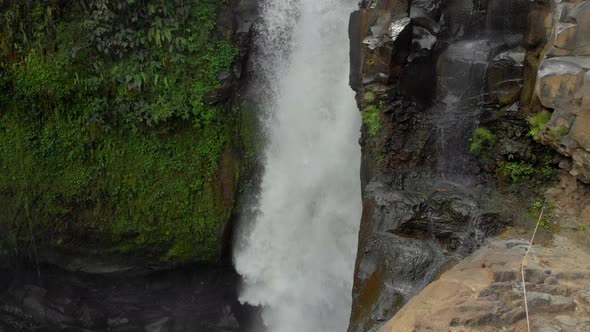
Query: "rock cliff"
534 0 590 183
347 0 589 331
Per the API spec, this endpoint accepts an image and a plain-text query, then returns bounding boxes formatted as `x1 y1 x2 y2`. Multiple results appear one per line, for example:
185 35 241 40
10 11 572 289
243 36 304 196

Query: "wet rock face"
0 265 259 332
348 0 531 331
350 179 508 331
352 181 508 331
437 39 498 95
487 48 526 106
349 1 412 90
534 0 590 183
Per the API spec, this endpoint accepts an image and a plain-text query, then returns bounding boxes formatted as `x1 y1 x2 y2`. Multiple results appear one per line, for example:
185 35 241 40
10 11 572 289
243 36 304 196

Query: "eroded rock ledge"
382 233 590 332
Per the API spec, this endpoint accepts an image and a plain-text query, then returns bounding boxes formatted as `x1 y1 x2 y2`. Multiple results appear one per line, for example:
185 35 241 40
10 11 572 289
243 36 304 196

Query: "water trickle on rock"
431 0 529 182
233 1 362 332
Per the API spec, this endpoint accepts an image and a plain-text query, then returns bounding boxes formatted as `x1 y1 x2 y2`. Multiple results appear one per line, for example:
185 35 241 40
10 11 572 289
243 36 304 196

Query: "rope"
521 199 547 332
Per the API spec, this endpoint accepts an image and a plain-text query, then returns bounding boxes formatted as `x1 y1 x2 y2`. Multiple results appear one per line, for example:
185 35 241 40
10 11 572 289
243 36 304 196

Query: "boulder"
546 108 576 132
571 148 590 183
554 22 578 51
348 180 507 332
350 231 445 332
527 292 576 312
362 16 412 86
536 57 587 111
410 5 440 34
569 0 590 55
582 70 590 108
579 288 590 304
555 315 578 329
487 48 526 106
535 55 590 183
501 307 526 325
411 26 437 52
350 1 413 89
525 5 551 47
21 285 76 326
569 108 590 149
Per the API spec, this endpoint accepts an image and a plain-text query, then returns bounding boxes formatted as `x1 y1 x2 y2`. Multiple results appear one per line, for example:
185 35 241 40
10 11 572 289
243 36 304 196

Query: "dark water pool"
0 263 261 332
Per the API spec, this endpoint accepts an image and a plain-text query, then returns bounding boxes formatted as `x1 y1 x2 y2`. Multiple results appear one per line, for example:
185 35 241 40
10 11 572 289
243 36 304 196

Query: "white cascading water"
234 0 362 331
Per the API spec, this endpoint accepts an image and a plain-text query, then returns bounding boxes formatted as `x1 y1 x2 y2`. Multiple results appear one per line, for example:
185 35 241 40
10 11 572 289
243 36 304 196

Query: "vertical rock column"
534 0 590 183
348 2 449 332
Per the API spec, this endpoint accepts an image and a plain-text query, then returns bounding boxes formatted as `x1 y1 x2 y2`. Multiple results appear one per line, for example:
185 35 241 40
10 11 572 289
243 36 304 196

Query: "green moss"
238 102 263 163
527 111 552 141
558 125 570 136
363 91 376 103
548 125 570 140
363 104 382 137
469 127 497 156
0 0 242 262
0 108 238 260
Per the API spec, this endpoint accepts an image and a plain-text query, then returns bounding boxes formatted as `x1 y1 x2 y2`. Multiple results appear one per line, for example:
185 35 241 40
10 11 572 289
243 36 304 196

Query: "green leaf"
164 29 172 42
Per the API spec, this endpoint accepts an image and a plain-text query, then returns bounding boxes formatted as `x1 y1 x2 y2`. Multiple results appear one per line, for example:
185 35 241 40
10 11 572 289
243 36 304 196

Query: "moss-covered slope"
0 0 254 263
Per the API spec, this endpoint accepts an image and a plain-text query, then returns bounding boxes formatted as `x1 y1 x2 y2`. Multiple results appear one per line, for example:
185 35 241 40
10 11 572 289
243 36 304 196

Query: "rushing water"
233 1 362 331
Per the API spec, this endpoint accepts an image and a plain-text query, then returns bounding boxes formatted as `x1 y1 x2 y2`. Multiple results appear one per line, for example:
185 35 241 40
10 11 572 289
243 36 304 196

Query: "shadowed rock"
347 0 531 330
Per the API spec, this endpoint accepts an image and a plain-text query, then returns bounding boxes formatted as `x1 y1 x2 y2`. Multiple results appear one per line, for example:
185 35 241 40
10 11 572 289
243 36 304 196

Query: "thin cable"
521 199 547 332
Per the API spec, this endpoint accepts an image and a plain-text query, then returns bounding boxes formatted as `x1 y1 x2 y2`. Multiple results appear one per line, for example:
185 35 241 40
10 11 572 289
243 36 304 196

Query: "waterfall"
233 0 362 331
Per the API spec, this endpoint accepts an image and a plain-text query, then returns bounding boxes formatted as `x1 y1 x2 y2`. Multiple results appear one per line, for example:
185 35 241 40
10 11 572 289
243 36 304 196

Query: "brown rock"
526 6 551 47
554 22 578 51
487 49 525 106
536 57 585 110
569 108 590 149
571 149 590 183
544 276 558 285
527 292 576 313
501 307 526 325
583 71 590 108
579 289 590 304
570 1 590 55
555 315 578 328
546 109 575 133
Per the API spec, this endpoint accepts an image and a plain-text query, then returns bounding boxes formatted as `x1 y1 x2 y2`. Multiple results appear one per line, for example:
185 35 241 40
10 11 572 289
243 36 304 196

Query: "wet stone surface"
0 264 260 332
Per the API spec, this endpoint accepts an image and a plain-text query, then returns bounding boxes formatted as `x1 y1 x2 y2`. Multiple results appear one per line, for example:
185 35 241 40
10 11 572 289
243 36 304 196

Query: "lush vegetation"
497 161 535 182
362 97 383 137
547 125 570 141
469 121 558 184
470 127 497 157
0 0 246 262
527 111 552 141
